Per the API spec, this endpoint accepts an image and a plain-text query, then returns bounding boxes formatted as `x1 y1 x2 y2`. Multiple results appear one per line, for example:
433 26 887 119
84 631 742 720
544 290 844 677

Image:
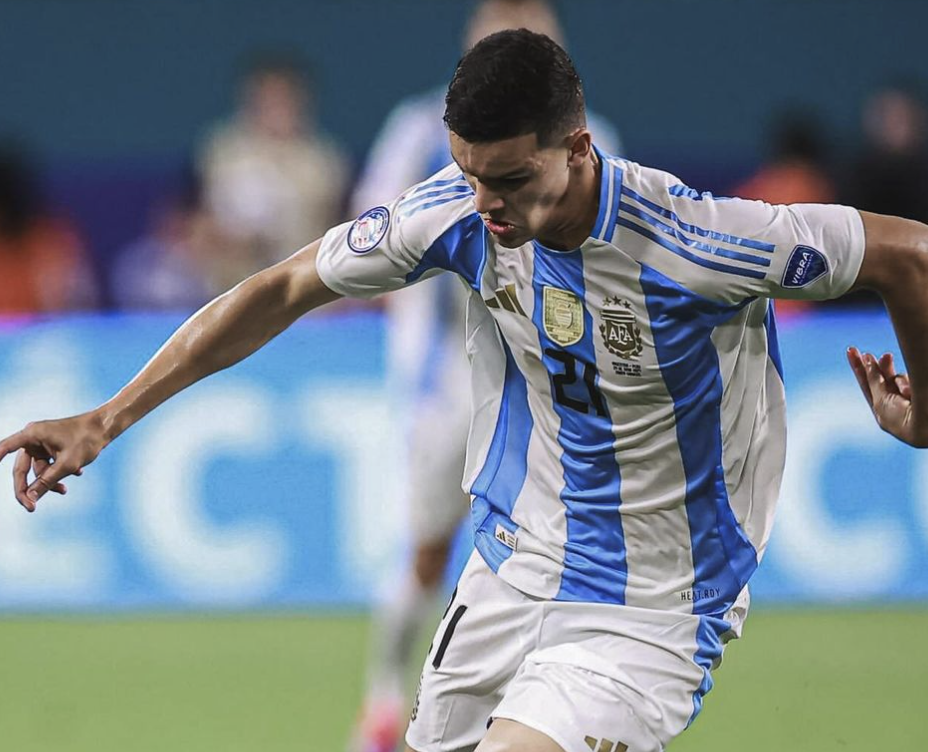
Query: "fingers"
2 420 89 513
0 430 29 466
33 458 68 495
877 352 913 399
849 347 911 407
13 450 77 512
26 455 79 506
862 351 888 398
879 351 896 379
13 449 34 512
847 347 874 408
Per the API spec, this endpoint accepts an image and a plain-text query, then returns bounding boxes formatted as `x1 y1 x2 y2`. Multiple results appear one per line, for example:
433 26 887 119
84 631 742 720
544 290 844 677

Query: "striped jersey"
316 153 865 622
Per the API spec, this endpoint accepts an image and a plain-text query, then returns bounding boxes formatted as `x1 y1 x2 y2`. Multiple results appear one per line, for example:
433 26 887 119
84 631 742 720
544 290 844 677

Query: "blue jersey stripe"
405 214 485 290
617 217 767 280
668 184 735 202
529 244 627 603
406 174 465 197
622 186 775 253
764 302 784 383
471 339 534 573
687 615 730 726
639 264 758 616
399 183 470 209
601 160 625 241
399 189 474 219
398 184 472 213
619 202 772 268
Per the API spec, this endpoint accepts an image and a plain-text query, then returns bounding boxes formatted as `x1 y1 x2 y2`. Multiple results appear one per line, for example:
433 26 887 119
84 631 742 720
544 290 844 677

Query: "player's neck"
535 150 602 252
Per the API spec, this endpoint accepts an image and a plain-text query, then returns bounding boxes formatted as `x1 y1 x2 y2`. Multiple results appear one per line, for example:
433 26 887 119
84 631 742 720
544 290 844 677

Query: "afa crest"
600 297 643 359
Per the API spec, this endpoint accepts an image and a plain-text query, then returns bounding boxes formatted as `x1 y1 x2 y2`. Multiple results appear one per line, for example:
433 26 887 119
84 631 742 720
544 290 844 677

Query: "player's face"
450 131 584 248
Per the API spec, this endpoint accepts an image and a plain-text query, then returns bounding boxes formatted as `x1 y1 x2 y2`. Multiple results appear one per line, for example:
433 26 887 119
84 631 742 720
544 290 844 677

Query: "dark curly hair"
444 29 586 146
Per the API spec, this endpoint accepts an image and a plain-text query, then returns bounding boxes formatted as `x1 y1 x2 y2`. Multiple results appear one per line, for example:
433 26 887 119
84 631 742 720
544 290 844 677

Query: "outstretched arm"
0 239 339 511
847 211 928 447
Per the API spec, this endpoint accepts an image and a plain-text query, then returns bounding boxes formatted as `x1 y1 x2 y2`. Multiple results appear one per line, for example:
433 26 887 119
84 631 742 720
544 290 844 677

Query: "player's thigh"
476 719 565 752
405 553 535 752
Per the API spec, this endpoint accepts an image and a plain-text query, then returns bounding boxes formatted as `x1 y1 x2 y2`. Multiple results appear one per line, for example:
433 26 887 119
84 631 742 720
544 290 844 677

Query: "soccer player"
348 3 621 750
2 30 926 752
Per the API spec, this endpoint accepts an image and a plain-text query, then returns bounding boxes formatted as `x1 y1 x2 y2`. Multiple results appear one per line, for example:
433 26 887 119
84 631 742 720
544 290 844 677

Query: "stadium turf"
0 609 924 751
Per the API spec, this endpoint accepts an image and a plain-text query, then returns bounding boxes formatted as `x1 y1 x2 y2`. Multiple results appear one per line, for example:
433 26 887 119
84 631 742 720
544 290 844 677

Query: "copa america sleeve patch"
782 244 828 288
348 206 390 254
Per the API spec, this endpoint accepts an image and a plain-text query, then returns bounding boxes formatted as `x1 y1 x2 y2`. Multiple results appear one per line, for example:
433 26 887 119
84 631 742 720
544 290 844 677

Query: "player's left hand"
846 346 922 446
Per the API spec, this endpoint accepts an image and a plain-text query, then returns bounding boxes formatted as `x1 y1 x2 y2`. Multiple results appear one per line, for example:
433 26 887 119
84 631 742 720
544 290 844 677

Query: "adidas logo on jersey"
485 284 526 316
584 737 628 752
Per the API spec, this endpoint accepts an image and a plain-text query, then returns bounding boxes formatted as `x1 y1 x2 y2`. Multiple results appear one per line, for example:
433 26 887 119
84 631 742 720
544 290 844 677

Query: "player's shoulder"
615 159 751 231
615 159 691 204
391 163 478 242
349 164 478 260
608 158 772 301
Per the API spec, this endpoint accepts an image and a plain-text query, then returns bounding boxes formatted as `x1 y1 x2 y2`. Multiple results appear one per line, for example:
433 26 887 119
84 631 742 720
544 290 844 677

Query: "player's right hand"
0 412 107 513
846 347 924 447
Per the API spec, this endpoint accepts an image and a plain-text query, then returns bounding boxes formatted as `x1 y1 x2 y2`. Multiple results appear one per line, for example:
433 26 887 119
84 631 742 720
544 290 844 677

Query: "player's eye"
490 176 529 190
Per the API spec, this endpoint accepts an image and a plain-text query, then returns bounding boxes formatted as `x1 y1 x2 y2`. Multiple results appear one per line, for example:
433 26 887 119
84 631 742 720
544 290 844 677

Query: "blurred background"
0 0 927 750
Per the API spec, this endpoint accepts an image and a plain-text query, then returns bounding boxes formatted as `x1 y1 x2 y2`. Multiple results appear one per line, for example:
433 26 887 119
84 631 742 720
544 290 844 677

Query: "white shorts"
405 552 737 752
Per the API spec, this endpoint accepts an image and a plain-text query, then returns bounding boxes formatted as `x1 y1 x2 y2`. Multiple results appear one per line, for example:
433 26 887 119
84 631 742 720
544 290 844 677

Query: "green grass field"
0 609 925 751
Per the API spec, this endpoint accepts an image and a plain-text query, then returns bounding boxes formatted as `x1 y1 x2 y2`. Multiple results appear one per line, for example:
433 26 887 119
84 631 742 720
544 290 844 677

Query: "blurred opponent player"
349 3 621 750
4 28 926 752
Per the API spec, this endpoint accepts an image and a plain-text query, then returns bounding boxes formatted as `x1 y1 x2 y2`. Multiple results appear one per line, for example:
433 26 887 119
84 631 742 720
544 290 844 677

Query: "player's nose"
473 183 505 215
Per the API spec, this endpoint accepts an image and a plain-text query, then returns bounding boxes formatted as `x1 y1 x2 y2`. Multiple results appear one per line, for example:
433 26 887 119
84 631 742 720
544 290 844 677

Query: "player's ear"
565 128 592 167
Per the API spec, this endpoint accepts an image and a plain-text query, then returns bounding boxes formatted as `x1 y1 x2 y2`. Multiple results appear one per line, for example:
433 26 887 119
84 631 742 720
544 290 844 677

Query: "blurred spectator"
112 196 217 311
733 111 836 205
197 54 350 291
844 81 928 224
731 112 837 319
0 143 99 314
829 82 928 309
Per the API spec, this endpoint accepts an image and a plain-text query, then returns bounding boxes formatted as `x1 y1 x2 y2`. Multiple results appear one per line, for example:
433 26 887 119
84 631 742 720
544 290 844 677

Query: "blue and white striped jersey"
316 153 865 621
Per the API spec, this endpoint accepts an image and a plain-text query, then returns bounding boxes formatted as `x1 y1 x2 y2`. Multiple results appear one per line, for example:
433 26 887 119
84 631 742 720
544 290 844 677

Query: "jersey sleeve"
316 164 477 299
615 161 866 304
